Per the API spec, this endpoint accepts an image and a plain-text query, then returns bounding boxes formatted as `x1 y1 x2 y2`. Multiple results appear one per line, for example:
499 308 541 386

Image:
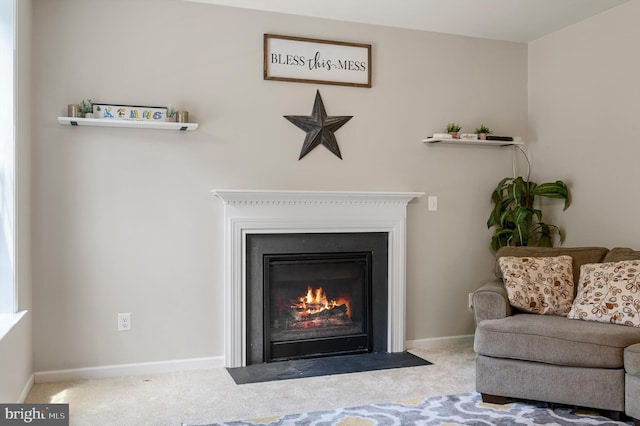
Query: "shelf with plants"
57 116 199 131
424 122 523 147
60 100 198 131
422 137 523 147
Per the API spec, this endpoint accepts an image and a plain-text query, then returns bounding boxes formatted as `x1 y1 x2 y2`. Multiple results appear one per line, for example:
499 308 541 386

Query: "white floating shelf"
58 116 199 131
422 137 523 147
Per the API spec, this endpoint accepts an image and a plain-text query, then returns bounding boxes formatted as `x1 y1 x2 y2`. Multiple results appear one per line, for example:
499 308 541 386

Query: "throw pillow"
499 256 574 316
568 260 640 327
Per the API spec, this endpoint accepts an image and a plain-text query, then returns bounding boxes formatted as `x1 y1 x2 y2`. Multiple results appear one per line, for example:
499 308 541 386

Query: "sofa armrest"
625 344 640 421
472 279 512 324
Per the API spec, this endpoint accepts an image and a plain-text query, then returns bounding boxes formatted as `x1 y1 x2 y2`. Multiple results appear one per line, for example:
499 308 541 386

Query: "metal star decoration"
284 90 353 160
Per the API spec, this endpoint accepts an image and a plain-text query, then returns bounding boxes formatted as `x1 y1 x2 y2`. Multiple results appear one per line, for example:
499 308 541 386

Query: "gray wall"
528 0 640 247
31 0 527 371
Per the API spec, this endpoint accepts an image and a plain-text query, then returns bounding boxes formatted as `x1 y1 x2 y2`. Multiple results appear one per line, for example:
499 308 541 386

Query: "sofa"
472 246 640 423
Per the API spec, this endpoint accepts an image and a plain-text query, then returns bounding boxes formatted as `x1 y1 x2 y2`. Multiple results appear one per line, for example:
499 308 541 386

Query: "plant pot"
166 116 176 122
176 111 189 123
84 112 95 119
68 104 81 118
449 132 458 139
479 133 487 140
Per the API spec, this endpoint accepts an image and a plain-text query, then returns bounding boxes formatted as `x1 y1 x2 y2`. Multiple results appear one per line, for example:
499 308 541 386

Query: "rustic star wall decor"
284 90 353 160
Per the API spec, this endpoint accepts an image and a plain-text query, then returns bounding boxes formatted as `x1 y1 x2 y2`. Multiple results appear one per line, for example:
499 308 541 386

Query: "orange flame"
293 286 351 319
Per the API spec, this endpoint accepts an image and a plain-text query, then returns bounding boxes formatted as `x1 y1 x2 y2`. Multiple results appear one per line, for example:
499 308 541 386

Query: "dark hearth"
227 351 431 384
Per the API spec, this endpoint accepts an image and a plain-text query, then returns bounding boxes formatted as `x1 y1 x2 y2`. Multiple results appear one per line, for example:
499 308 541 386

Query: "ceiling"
185 0 630 43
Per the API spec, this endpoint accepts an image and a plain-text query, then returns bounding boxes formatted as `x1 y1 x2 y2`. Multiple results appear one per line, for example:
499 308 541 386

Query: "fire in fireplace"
246 233 388 365
277 290 357 333
283 286 352 329
265 253 370 361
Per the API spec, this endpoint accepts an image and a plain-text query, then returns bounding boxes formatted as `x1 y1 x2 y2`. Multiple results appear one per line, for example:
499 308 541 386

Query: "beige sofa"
472 246 640 424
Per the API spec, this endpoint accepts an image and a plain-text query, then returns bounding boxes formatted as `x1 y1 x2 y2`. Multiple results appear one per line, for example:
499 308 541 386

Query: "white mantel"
212 189 424 367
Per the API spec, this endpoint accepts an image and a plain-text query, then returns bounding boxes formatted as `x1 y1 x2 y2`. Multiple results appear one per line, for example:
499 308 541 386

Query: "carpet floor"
26 341 477 425
192 392 634 426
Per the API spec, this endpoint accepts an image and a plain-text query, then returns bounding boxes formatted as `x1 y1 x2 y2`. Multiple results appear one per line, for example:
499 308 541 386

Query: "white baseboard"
19 374 34 402
34 356 225 383
405 334 474 350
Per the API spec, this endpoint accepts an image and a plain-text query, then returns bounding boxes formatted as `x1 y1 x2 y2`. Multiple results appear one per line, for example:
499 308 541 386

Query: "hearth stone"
226 351 431 384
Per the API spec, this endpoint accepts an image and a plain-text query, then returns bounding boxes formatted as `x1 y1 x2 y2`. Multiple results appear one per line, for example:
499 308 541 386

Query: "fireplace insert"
265 252 370 361
246 233 388 364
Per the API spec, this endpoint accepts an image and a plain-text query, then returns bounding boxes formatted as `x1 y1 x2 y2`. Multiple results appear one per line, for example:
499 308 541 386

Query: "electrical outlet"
468 293 474 311
118 313 131 331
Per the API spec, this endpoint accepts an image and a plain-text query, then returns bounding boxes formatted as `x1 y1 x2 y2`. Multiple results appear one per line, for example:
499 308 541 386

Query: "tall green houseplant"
487 176 571 252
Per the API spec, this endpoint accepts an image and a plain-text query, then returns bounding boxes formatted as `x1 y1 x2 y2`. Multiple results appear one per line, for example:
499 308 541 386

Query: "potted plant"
80 99 93 118
487 176 571 252
166 105 177 122
475 124 492 140
446 123 462 139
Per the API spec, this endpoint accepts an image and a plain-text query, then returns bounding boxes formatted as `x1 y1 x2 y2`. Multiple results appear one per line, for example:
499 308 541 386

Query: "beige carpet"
26 341 476 426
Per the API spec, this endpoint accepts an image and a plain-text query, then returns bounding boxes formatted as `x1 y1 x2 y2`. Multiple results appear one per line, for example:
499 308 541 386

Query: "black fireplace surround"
246 232 388 365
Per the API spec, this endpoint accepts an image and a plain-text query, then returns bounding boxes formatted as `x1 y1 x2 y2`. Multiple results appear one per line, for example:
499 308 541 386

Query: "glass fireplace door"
264 253 372 361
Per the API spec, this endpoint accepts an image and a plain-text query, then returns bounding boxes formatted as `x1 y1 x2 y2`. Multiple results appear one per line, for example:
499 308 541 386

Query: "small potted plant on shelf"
475 124 492 140
166 105 177 122
446 123 462 139
80 99 94 118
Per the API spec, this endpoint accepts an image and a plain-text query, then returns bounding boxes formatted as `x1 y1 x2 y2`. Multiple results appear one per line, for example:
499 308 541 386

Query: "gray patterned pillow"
499 256 574 315
568 261 640 327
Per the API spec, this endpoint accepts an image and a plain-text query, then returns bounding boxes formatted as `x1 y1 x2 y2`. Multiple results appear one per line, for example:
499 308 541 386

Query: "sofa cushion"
604 247 640 263
495 246 609 287
499 256 574 315
568 260 640 327
626 344 640 375
474 313 640 368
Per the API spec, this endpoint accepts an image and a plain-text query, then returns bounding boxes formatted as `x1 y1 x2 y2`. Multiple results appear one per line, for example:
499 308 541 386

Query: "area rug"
188 392 633 425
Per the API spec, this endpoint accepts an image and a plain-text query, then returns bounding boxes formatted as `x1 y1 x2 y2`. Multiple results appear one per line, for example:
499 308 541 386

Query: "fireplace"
246 233 388 364
212 190 423 367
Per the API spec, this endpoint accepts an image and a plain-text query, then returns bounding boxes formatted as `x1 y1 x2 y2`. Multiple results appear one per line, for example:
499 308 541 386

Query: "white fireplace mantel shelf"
212 189 425 367
212 189 424 205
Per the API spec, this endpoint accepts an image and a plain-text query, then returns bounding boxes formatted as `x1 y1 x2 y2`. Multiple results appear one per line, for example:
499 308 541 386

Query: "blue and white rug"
191 392 633 425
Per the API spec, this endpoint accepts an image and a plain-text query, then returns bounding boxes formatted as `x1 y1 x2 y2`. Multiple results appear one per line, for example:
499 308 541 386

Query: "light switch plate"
428 196 438 211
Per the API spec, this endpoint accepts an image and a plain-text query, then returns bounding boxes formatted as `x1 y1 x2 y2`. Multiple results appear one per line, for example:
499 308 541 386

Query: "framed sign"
264 34 371 88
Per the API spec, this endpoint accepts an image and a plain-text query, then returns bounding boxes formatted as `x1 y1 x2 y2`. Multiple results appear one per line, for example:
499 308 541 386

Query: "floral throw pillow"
567 261 640 327
499 256 574 315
